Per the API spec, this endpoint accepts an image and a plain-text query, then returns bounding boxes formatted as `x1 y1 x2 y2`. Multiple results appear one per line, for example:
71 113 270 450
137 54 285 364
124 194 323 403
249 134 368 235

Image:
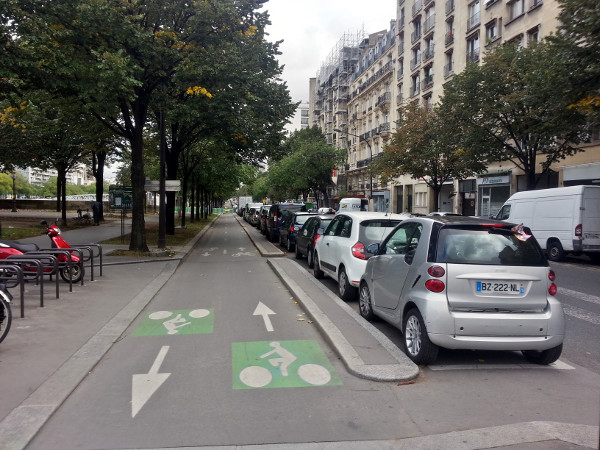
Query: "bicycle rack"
0 264 25 318
2 258 44 311
34 248 84 291
69 243 103 280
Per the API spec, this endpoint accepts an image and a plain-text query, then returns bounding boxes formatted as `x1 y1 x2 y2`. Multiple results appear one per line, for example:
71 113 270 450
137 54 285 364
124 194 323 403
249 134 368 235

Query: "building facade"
310 0 600 215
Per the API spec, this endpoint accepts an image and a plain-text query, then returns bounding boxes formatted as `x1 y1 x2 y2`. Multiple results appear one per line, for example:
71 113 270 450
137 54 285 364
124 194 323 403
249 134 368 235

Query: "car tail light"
548 270 557 295
425 279 445 293
427 265 445 278
352 242 366 260
313 234 321 246
575 224 582 237
425 265 445 292
289 225 295 232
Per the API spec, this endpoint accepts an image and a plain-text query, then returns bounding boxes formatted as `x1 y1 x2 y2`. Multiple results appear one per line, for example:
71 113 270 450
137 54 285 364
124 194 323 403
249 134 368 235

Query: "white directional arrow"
132 346 171 418
253 301 276 332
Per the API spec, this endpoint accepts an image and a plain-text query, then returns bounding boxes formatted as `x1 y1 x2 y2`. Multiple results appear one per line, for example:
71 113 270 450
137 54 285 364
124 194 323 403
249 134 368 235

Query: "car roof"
334 211 410 221
407 215 515 227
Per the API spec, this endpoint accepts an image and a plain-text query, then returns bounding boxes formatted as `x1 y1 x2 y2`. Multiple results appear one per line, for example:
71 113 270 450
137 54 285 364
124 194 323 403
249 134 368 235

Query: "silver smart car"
359 216 565 365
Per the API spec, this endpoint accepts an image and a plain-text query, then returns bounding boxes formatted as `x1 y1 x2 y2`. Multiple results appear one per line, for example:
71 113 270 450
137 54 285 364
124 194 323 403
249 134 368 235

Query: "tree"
372 102 484 212
2 0 288 251
439 42 589 190
268 126 345 205
547 0 600 122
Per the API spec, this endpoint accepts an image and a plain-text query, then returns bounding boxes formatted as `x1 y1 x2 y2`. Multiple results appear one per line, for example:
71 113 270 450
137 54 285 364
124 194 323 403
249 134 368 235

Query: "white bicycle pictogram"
238 341 331 388
148 309 210 335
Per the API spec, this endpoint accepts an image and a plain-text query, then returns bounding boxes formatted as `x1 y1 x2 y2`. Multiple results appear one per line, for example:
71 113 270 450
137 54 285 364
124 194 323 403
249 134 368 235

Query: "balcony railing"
444 62 454 77
468 12 481 30
423 45 434 62
422 75 434 90
467 49 480 63
424 14 435 33
410 54 421 70
410 85 420 97
445 30 454 46
412 0 423 16
411 30 422 43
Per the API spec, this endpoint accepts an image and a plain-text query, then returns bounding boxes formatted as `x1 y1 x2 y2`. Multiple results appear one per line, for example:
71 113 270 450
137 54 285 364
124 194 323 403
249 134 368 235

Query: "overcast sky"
260 0 397 129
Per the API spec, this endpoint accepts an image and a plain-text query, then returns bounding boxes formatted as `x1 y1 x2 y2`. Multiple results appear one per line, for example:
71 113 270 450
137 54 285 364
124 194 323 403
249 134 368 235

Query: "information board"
109 186 133 210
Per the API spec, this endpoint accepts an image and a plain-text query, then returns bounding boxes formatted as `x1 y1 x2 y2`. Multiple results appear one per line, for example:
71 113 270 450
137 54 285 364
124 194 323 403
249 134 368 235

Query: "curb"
268 258 419 382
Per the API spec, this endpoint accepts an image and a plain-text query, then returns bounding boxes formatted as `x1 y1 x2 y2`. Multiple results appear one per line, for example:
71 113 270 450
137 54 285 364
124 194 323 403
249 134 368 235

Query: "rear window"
277 205 306 215
359 219 402 244
436 227 547 266
295 215 312 225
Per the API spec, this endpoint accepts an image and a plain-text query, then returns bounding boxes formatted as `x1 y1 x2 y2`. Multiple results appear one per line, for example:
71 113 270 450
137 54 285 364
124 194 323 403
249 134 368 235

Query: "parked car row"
240 204 566 366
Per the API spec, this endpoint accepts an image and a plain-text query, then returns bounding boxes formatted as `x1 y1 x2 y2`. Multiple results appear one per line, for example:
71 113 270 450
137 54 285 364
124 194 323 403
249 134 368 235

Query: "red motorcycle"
0 220 84 283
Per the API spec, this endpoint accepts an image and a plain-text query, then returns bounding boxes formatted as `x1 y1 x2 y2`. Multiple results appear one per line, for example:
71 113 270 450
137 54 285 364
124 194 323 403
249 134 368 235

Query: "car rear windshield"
295 215 312 225
359 219 402 244
278 205 305 214
436 226 547 266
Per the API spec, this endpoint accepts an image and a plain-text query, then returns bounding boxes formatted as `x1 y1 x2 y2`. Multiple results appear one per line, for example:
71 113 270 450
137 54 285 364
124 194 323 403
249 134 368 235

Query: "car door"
318 215 345 275
297 217 315 254
371 222 423 310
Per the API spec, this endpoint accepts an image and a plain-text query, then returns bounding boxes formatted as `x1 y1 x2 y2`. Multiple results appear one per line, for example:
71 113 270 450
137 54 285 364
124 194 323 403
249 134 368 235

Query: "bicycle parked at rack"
0 283 12 344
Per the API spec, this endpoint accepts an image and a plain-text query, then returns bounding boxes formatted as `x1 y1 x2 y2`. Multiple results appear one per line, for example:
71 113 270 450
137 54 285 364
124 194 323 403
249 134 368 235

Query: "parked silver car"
359 216 565 365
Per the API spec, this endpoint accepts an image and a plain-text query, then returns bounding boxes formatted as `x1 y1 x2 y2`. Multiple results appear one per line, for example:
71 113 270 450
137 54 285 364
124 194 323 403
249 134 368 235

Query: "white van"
495 186 600 262
337 197 369 213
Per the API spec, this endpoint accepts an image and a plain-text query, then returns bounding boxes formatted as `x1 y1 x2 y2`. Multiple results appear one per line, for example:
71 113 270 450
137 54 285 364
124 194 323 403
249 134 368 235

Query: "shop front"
476 172 511 218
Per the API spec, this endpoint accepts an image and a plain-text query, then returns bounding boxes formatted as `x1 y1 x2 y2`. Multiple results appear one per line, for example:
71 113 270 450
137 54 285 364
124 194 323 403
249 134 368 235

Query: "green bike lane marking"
133 309 214 336
132 311 341 390
232 340 342 389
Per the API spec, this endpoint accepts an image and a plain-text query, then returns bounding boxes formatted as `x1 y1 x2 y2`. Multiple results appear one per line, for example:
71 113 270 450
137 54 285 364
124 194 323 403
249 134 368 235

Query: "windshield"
436 226 547 266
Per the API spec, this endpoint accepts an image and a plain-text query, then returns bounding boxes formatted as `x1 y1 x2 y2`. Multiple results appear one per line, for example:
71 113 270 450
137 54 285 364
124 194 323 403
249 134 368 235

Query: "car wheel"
313 252 324 279
295 244 302 259
547 241 565 262
522 344 563 365
338 267 357 301
402 308 439 365
358 282 376 321
307 247 315 268
286 238 293 252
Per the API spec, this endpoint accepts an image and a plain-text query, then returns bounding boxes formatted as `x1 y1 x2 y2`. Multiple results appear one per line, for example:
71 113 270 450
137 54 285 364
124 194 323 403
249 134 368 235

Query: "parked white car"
313 212 409 300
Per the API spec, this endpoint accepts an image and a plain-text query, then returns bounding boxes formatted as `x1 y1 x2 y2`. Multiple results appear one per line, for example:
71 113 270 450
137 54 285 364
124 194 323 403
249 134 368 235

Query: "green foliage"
438 41 589 190
267 126 345 202
373 103 485 211
547 0 600 122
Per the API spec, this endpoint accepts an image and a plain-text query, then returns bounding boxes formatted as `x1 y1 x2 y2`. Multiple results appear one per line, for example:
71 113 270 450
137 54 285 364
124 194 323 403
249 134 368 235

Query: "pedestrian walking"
91 201 101 226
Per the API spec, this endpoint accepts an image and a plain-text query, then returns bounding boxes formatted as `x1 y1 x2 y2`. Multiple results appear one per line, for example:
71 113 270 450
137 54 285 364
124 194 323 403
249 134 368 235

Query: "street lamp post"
334 129 373 205
11 172 17 212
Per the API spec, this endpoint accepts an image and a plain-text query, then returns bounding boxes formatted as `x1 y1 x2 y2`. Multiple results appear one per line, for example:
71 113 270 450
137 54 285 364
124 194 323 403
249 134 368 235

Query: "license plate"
476 281 524 295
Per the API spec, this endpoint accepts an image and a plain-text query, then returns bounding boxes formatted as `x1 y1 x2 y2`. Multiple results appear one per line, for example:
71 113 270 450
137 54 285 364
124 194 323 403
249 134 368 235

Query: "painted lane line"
253 301 276 332
557 287 600 305
131 346 171 418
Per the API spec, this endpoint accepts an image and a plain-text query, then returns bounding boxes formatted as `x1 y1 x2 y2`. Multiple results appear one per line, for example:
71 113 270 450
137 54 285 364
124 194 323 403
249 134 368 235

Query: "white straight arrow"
253 301 276 332
132 346 171 418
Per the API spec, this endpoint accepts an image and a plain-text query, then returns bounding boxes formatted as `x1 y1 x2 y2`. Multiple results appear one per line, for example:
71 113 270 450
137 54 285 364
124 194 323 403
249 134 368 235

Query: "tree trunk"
128 112 149 253
93 151 106 222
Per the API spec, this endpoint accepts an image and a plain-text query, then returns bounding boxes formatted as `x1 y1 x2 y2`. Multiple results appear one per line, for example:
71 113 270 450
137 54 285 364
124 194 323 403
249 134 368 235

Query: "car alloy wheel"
358 283 375 320
338 268 356 301
403 308 438 365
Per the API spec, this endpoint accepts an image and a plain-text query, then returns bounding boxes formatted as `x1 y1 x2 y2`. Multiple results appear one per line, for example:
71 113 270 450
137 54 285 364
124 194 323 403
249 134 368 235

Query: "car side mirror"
404 249 416 265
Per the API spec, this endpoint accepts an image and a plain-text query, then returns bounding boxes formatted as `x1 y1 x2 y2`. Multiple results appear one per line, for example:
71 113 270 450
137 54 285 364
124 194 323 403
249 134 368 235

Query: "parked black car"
294 213 335 267
266 203 306 242
258 205 271 234
279 212 317 252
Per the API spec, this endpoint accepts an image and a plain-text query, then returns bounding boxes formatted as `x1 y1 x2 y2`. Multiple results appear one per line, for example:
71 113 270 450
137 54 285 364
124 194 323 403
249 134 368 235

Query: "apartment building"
17 165 94 187
310 0 599 215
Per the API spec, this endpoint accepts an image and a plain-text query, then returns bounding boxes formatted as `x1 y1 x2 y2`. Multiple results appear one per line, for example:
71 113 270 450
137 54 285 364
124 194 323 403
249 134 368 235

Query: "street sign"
144 180 181 192
109 186 133 210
